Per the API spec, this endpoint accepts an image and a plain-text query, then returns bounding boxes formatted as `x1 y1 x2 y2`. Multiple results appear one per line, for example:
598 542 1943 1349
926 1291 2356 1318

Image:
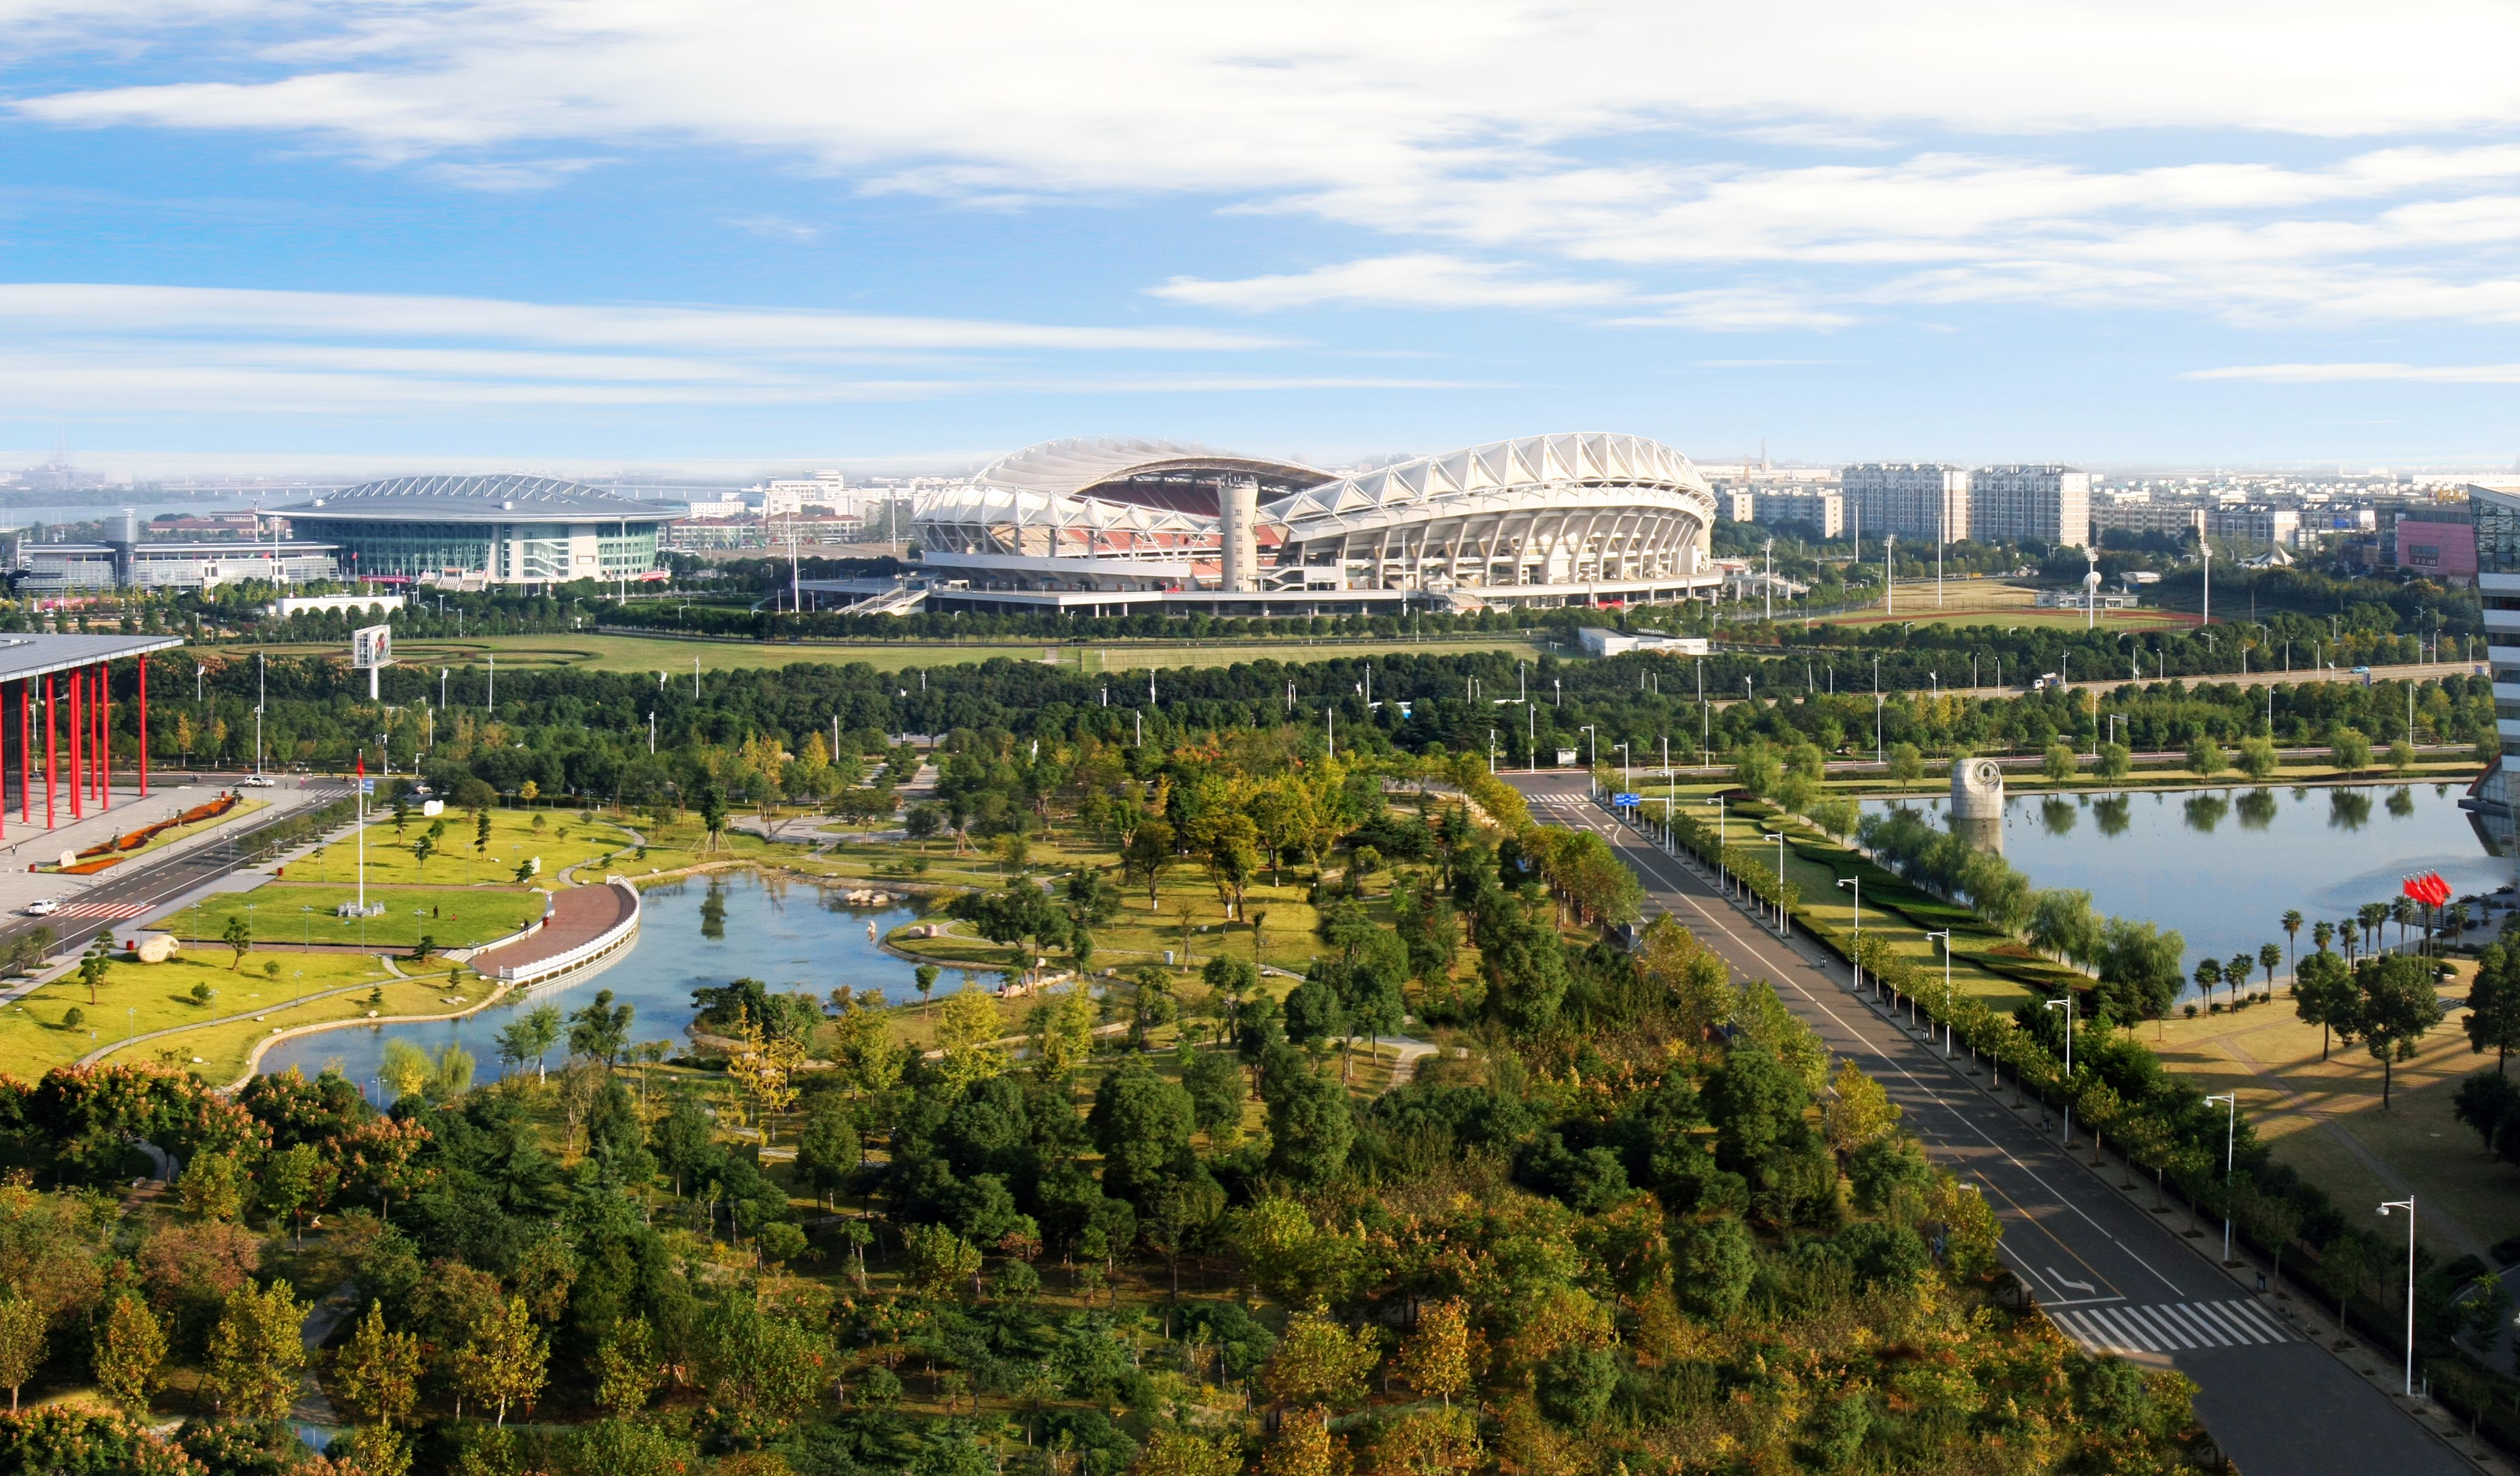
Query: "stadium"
895 432 1722 617
276 474 682 589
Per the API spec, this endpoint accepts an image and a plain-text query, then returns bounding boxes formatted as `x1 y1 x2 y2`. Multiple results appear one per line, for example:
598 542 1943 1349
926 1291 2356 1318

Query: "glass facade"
298 519 496 579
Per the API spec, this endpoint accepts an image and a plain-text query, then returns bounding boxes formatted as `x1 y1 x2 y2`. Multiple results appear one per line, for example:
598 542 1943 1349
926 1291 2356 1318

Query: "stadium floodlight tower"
2083 549 2102 629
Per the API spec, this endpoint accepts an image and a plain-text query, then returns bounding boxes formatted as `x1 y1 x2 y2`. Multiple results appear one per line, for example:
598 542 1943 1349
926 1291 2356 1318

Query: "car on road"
240 773 276 788
22 899 60 916
2352 665 2372 674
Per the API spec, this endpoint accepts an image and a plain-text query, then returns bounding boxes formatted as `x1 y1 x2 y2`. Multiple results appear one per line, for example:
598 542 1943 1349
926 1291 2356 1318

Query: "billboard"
351 625 392 670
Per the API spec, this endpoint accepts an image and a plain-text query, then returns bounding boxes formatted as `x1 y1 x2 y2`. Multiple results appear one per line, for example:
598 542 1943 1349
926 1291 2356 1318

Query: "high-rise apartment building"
2472 484 2520 870
1840 464 1968 543
1968 465 2091 548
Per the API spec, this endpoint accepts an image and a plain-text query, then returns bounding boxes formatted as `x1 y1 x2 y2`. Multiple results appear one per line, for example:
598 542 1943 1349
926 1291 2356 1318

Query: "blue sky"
7 0 2520 477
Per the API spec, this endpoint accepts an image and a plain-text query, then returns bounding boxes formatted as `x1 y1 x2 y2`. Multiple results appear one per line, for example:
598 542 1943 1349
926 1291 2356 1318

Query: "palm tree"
2281 909 2304 974
2260 941 2282 996
2390 896 2417 950
2195 957 2222 1007
2312 919 2335 954
2228 953 2254 1008
2358 902 2391 954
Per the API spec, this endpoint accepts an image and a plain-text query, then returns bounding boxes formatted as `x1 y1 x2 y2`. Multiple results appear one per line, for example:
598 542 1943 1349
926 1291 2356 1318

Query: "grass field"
2148 966 2520 1264
206 630 1552 676
166 882 549 951
38 795 269 874
285 808 636 887
3 948 406 1081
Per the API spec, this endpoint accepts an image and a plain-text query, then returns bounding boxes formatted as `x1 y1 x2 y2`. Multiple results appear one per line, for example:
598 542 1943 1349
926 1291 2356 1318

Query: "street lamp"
1925 929 1952 1053
2044 994 2077 1143
2378 1195 2417 1397
2206 1092 2238 1264
1616 741 1629 792
1836 876 1861 991
1760 829 1787 936
1579 725 1596 771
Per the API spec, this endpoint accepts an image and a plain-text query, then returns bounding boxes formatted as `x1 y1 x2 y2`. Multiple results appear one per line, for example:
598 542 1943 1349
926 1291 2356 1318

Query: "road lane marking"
1537 798 2192 1299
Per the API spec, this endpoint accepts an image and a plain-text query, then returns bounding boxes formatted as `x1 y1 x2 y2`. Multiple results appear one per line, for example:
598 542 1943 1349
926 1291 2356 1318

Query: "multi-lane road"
1509 772 2472 1476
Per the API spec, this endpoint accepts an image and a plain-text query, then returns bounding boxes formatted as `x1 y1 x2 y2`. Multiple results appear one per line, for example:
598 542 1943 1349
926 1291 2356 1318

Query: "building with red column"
0 635 186 835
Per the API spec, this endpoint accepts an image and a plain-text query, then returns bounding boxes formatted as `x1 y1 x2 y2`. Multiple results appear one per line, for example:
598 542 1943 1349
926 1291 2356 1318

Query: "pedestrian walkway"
2050 1298 2296 1356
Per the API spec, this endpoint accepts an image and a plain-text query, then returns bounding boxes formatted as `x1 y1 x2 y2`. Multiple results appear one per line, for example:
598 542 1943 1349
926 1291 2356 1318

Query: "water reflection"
2040 797 2078 837
2387 786 2417 819
2182 792 2230 833
2330 791 2373 830
2093 795 2131 836
700 878 728 939
2235 789 2277 830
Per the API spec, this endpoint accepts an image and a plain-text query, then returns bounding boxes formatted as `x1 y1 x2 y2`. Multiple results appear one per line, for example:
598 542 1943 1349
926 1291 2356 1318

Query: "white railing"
495 879 640 986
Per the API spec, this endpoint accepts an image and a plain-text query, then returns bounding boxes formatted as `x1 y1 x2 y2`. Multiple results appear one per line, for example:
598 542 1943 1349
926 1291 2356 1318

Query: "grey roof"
0 634 185 684
973 437 1324 501
275 474 685 523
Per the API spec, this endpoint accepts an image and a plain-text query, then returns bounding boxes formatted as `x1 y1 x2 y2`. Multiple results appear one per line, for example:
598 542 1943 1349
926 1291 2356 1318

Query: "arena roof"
973 437 1323 502
1268 432 1707 527
277 474 684 523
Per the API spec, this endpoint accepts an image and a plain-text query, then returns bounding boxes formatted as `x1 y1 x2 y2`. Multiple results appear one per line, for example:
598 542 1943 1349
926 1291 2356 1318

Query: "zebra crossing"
50 901 151 921
2049 1299 2294 1356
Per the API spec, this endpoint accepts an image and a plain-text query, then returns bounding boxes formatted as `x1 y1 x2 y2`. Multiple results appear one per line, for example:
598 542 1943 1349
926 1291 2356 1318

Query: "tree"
454 1296 547 1427
1262 1048 1354 1187
178 1151 248 1221
2260 942 2283 997
1926 1176 2002 1277
1138 1429 1244 1476
2282 909 2304 975
204 1279 308 1421
1267 1312 1380 1412
2358 954 2446 1107
222 915 252 970
2468 944 2520 1074
594 1314 661 1416
566 988 634 1065
2186 736 2225 777
2192 957 2221 1005
904 1222 983 1300
794 1103 861 1208
1371 1406 1482 1476
2096 741 2134 781
1822 1059 1899 1156
913 963 940 1017
474 807 494 855
260 1142 322 1246
2041 743 2077 783
93 1294 166 1414
334 1301 423 1429
2293 949 2358 1061
2330 726 2373 772
0 1295 41 1412
411 831 437 878
77 930 112 1006
933 986 1009 1092
1180 1045 1245 1145
2389 738 2418 774
2237 735 2280 780
1089 1059 1197 1210
1397 1297 1475 1408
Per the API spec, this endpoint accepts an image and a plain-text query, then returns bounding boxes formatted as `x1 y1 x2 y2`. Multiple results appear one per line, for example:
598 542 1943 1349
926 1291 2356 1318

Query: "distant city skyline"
7 2 2520 468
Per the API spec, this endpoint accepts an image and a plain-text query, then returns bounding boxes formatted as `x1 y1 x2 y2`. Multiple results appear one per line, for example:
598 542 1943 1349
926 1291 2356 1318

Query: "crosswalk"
1530 793 1595 809
50 901 151 921
2049 1299 2294 1356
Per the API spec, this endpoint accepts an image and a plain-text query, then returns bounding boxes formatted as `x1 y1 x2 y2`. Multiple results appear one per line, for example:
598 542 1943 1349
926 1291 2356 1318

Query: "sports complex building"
274 474 682 589
817 433 1723 617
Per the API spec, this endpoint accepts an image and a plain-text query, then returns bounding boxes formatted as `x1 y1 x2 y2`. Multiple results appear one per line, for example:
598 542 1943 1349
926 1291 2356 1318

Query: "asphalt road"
1508 772 2468 1476
0 783 353 963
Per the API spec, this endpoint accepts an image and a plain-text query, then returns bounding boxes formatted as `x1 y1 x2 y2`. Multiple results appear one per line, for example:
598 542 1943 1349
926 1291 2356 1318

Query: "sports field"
209 630 1553 676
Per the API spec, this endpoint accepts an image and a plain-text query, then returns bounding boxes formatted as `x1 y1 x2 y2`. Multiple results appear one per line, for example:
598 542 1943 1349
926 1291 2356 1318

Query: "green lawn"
164 883 549 951
1 948 404 1080
286 808 636 887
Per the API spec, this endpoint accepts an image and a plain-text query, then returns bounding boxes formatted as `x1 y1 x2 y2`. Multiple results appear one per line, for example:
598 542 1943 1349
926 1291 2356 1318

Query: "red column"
67 668 80 821
137 657 147 799
95 665 107 812
44 674 56 830
19 682 29 826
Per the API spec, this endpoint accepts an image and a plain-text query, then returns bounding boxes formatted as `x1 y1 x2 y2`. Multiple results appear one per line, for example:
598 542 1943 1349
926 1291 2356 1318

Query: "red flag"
2431 873 2454 907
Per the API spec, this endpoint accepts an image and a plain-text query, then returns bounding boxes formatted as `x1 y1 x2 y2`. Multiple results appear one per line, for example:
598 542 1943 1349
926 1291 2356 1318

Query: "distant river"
258 870 932 1091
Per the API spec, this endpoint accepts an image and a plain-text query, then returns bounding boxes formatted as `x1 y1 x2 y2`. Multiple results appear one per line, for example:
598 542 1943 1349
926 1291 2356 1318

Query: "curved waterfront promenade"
470 878 640 991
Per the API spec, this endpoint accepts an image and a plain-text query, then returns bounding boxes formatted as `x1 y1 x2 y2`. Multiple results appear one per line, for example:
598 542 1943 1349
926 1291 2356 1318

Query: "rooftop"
0 635 185 682
276 474 686 522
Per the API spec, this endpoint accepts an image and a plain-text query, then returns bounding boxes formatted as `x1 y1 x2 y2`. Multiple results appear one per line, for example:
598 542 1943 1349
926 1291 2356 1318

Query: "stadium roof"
276 474 685 522
974 437 1323 501
0 634 184 683
1267 432 1707 526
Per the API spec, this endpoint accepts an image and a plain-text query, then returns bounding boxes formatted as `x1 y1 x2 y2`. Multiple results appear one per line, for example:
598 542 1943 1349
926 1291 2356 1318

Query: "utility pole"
254 654 265 777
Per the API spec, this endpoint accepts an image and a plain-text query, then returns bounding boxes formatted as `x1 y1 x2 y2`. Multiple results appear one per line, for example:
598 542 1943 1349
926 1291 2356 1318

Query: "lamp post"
1761 829 1787 935
1488 729 1497 775
1837 876 1860 991
2206 1092 2238 1264
1925 929 1952 1053
2378 1196 2417 1397
2044 994 2076 1143
1580 725 1596 771
1616 741 1629 792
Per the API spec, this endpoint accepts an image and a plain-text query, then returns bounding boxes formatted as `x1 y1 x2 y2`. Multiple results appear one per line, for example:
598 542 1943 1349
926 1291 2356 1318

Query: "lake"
258 869 932 1090
1860 782 2512 999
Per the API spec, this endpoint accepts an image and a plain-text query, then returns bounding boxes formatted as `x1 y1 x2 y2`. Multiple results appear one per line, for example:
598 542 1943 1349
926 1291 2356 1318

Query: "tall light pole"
2378 1195 2417 1397
1925 929 1953 1053
1580 724 1596 770
2206 1092 2238 1264
1837 876 1861 991
2044 994 2076 1143
1616 741 1629 792
1761 828 1787 935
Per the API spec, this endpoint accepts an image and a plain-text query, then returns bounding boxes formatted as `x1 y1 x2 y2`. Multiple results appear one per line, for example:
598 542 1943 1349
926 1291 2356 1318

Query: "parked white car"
241 774 277 788
22 898 60 916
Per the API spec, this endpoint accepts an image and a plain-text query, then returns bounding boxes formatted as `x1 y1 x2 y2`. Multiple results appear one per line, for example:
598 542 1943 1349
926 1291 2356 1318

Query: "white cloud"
0 283 1420 417
1151 254 1627 311
2183 362 2520 384
18 2 2520 334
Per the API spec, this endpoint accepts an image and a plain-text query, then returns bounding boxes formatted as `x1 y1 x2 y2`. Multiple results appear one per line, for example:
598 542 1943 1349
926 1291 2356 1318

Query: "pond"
258 869 935 1090
1860 781 2511 1000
